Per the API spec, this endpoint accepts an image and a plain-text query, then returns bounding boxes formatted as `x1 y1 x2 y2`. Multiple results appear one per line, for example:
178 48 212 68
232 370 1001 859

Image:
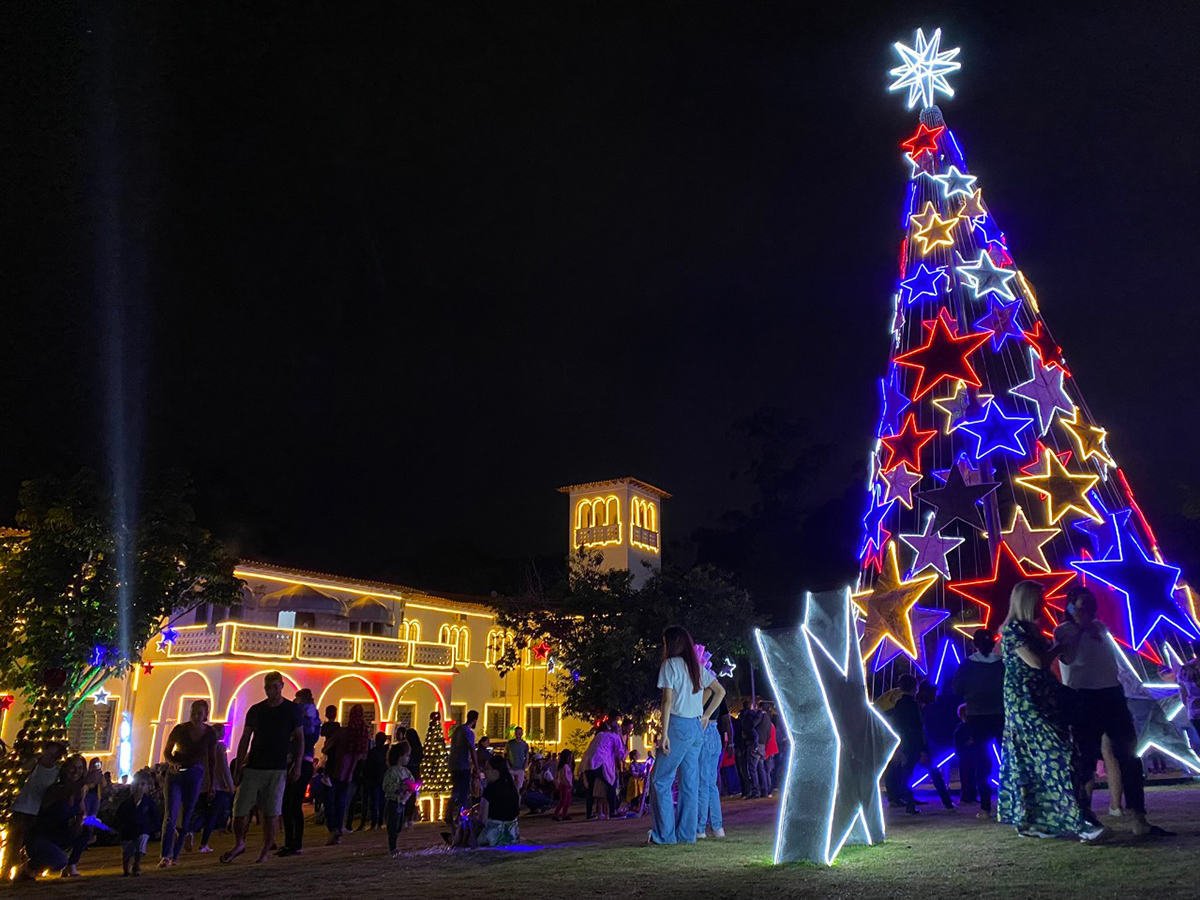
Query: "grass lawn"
17 783 1199 899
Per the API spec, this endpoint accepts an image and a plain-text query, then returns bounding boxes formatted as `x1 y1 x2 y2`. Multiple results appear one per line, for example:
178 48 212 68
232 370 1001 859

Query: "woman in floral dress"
997 581 1104 841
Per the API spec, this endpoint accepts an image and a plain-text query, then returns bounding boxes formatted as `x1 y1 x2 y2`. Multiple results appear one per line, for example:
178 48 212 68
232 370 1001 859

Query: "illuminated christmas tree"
856 29 1200 769
420 710 452 796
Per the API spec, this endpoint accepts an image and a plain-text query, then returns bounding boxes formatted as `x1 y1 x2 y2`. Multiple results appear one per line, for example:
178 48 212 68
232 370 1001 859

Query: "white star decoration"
1113 637 1200 773
957 252 1017 301
889 28 962 110
756 588 899 865
933 165 977 199
92 688 112 706
900 514 965 579
1010 347 1075 435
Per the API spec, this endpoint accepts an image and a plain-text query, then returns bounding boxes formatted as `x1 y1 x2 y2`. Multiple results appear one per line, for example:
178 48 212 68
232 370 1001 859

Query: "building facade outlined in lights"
0 477 670 809
559 477 671 587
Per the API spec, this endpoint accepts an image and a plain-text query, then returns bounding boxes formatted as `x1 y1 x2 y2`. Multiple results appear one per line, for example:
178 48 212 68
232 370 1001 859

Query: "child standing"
116 773 157 876
552 749 574 821
380 741 416 858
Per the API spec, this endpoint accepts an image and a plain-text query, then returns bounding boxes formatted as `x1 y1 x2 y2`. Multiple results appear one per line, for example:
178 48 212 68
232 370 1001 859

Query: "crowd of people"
879 581 1200 843
8 592 1194 877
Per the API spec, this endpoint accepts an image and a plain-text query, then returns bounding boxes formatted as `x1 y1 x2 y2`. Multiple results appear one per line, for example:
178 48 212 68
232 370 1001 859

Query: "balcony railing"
163 623 455 670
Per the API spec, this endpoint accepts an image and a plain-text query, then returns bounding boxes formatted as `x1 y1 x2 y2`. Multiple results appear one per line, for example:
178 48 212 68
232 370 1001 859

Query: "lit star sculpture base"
755 587 900 866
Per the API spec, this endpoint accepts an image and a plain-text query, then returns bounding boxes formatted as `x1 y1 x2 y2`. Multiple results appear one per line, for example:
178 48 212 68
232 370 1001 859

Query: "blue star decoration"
972 215 1005 248
878 368 911 435
159 625 180 648
1071 520 1196 650
1071 494 1133 560
899 263 949 306
958 397 1034 460
974 297 1023 350
755 587 900 865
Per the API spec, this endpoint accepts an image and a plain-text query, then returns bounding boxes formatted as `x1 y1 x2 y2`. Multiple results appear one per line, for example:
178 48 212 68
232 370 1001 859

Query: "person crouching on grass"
381 741 417 858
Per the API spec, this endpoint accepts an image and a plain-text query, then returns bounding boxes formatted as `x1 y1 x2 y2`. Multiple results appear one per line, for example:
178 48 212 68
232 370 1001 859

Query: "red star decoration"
1023 321 1070 375
879 413 936 473
0 694 14 712
141 662 154 675
1019 441 1072 476
900 123 945 158
987 245 1014 268
893 308 992 400
861 538 887 574
949 541 1075 632
532 640 552 661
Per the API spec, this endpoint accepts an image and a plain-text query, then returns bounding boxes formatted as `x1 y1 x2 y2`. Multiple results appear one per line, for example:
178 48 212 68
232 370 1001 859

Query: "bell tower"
558 477 671 588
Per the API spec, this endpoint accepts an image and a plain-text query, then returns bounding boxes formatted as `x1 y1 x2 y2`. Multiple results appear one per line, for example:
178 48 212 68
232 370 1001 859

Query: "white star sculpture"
756 587 900 865
889 28 962 110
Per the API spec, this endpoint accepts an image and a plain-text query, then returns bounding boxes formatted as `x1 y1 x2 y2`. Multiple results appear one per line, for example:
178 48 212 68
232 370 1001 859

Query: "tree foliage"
495 552 760 724
0 469 242 716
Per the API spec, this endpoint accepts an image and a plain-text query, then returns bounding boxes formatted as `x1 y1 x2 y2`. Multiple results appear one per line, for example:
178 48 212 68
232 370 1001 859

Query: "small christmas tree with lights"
852 28 1200 770
420 709 452 797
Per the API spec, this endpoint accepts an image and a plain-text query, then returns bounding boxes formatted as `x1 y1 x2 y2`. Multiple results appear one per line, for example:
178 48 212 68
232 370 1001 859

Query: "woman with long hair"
159 698 217 867
997 581 1103 840
647 625 725 845
476 756 520 847
325 704 371 845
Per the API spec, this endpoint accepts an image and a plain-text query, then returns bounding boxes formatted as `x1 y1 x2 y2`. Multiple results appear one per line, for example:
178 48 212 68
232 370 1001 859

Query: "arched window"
438 624 470 664
401 619 421 642
485 629 510 667
573 495 623 549
631 496 660 553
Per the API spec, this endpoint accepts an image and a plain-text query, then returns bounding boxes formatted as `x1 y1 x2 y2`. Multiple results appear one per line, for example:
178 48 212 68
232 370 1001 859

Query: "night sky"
3 3 1199 602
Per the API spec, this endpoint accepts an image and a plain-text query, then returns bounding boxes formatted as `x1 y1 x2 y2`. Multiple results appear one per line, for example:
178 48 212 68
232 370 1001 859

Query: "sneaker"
1107 808 1125 819
198 845 214 854
1079 824 1107 842
713 827 726 838
696 831 706 839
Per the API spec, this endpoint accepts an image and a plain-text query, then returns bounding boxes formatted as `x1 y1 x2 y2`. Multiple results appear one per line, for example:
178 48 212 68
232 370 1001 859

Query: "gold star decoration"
909 201 939 233
985 504 1059 572
1060 409 1115 466
1015 446 1102 524
931 380 993 433
852 541 939 661
959 188 987 220
913 210 961 255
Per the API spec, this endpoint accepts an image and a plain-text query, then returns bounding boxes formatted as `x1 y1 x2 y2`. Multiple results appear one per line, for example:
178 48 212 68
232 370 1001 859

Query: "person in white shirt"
646 626 725 845
1054 586 1170 838
8 741 67 857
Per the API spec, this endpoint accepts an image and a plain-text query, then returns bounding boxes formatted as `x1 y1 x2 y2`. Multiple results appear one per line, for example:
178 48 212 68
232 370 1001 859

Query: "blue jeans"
747 744 769 796
326 781 352 833
161 766 204 861
697 722 723 832
650 715 702 844
26 834 88 872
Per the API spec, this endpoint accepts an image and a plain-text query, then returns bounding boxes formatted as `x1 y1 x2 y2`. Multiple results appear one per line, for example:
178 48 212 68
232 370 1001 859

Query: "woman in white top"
647 626 725 845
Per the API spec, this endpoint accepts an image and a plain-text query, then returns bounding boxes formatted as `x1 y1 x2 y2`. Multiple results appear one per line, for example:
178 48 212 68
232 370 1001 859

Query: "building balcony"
162 623 455 670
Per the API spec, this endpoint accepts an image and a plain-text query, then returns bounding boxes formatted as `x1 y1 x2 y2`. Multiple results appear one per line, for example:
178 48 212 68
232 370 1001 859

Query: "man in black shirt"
222 671 304 864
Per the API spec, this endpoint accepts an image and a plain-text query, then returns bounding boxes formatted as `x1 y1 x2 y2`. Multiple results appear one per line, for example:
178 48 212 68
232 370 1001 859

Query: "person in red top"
760 701 779 798
324 704 370 844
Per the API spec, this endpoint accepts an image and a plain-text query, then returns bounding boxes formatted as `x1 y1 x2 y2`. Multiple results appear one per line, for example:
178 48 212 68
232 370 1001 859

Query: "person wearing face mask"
1054 586 1172 838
